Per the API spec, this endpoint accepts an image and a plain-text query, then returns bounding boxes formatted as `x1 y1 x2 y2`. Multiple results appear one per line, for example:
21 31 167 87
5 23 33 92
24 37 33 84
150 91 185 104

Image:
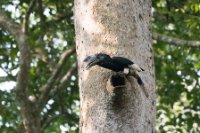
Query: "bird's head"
84 53 111 69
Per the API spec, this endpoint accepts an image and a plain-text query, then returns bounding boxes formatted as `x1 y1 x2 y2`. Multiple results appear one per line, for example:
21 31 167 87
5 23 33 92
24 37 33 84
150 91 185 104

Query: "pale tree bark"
75 0 156 133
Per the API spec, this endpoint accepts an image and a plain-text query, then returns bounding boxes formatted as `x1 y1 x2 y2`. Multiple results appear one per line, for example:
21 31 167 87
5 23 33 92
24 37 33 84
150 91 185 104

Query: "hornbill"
83 53 148 97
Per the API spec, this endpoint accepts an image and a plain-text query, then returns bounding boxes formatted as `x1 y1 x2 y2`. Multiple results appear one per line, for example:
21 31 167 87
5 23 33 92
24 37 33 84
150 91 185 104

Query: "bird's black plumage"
83 53 148 97
83 53 143 72
83 53 133 72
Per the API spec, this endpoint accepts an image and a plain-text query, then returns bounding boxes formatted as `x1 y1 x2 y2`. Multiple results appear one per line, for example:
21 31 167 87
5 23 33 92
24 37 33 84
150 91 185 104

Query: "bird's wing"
98 60 120 71
112 57 144 72
112 57 134 66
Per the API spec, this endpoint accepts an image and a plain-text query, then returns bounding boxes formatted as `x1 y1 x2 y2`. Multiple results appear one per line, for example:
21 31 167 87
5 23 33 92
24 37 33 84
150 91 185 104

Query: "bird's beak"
85 58 99 69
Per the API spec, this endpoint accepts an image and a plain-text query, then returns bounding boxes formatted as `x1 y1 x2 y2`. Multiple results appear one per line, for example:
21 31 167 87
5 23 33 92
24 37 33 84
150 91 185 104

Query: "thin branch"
24 0 36 33
58 63 77 90
50 63 77 95
53 11 73 23
153 32 200 47
45 11 73 27
37 0 46 25
0 76 15 82
0 9 22 43
34 47 55 70
0 67 16 81
39 47 76 110
41 116 57 131
0 76 9 82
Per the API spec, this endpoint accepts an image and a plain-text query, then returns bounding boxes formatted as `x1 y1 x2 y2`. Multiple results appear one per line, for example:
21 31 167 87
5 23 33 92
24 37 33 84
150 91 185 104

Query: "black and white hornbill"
83 53 148 97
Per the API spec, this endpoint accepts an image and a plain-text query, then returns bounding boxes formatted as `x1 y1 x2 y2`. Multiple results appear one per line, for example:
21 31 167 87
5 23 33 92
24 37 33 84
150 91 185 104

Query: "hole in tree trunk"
106 73 127 110
110 74 125 87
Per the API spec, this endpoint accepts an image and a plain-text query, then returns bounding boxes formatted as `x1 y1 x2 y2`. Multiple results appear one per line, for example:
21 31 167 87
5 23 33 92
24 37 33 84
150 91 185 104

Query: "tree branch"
0 9 22 43
153 32 200 47
58 63 77 90
0 67 16 81
24 0 36 33
41 115 57 131
37 0 46 25
45 11 73 27
53 11 73 23
39 47 76 110
0 76 15 82
0 8 38 133
50 63 77 96
15 34 35 132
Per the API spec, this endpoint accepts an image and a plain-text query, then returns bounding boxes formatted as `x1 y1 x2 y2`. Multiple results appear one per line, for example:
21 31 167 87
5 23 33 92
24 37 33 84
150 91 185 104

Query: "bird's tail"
134 73 149 98
128 69 149 98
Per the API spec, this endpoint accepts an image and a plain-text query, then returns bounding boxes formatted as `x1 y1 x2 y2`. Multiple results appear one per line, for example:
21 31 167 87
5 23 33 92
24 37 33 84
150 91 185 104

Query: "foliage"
0 0 199 132
153 0 200 132
0 0 79 132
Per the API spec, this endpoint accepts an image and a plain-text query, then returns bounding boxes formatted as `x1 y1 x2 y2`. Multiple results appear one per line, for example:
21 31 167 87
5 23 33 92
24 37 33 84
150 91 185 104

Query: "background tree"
0 0 199 133
0 0 79 132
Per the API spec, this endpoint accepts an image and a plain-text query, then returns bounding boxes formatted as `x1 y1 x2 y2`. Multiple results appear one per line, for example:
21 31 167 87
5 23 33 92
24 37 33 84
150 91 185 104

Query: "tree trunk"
0 8 41 133
75 0 156 133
